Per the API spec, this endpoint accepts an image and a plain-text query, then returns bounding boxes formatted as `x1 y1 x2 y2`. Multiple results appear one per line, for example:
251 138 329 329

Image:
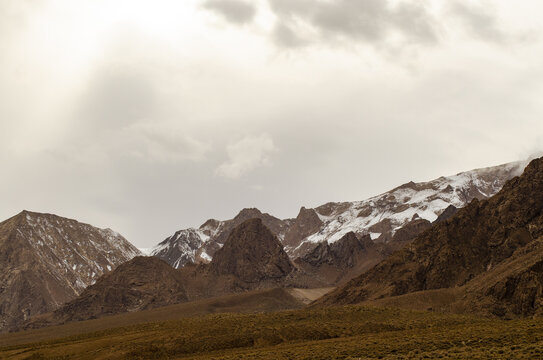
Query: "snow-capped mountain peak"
298 161 525 254
150 160 526 267
150 228 211 268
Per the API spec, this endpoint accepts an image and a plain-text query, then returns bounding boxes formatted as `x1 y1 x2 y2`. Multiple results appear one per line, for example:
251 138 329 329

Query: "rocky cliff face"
462 238 543 318
151 161 524 267
0 211 140 332
283 207 323 252
433 205 458 224
210 218 293 283
387 218 432 246
295 232 388 285
316 157 543 314
298 232 373 269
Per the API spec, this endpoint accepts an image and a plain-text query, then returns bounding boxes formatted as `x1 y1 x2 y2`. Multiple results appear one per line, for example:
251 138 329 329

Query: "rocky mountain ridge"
39 195 516 329
152 161 525 267
25 152 543 329
26 219 305 327
0 211 140 332
315 156 543 318
14 158 538 330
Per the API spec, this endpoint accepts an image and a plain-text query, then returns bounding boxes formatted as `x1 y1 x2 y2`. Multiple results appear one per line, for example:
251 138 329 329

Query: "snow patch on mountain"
150 228 210 269
20 212 141 293
138 248 153 256
301 161 525 250
150 160 525 266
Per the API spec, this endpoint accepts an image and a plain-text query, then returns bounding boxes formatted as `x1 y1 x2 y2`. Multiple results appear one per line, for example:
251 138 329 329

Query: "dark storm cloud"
268 0 438 48
203 0 256 25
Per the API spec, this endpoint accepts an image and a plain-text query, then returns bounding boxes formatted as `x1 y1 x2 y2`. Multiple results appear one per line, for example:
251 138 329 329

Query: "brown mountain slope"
0 211 139 332
29 219 303 327
361 239 543 318
316 157 543 307
18 288 314 339
44 256 188 325
461 238 543 317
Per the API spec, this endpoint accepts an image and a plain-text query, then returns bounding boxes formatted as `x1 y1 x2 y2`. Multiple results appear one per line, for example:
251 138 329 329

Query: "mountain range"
0 158 535 332
151 160 525 267
26 157 543 326
26 218 307 327
316 156 543 318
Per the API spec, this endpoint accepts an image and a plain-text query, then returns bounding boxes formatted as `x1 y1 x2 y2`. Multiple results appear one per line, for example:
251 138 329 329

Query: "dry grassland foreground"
0 305 542 359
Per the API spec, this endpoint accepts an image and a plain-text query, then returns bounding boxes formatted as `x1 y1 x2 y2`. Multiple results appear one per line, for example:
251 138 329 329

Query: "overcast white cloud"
124 122 211 163
0 0 542 247
216 134 277 179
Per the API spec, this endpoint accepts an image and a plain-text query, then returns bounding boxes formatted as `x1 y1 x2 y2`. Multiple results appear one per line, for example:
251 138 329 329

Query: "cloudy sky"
1 0 542 247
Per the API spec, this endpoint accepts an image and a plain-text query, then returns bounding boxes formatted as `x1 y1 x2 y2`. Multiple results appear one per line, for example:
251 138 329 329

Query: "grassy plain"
1 303 542 359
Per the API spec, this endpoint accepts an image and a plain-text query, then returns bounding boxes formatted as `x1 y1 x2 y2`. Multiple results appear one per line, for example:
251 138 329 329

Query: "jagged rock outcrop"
389 218 432 246
433 205 458 224
295 232 385 285
299 232 373 268
0 211 140 332
283 207 323 253
316 157 543 314
210 218 294 283
330 233 375 267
